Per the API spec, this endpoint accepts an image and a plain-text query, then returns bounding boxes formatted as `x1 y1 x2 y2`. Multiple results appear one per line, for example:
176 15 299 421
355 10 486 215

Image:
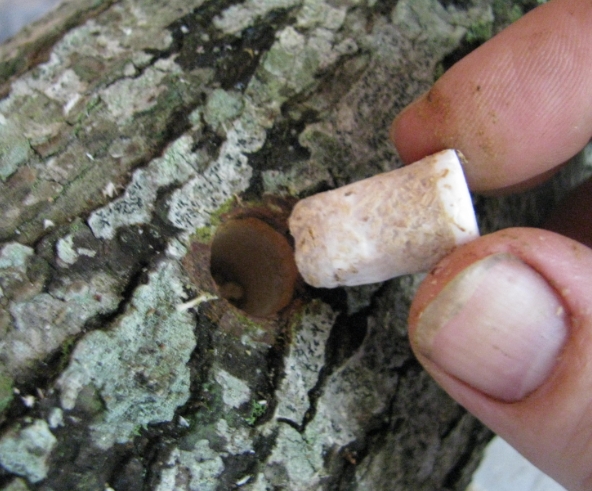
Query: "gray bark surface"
0 0 588 489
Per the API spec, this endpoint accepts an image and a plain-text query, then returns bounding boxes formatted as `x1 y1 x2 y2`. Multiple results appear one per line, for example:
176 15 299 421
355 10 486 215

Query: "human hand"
390 1 592 490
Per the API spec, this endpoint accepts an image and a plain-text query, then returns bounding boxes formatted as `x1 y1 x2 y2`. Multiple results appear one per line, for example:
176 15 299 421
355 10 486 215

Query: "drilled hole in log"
210 216 298 317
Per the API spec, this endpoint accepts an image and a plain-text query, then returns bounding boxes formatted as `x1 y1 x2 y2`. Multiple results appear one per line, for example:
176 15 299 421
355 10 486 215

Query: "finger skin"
391 0 592 192
408 228 592 491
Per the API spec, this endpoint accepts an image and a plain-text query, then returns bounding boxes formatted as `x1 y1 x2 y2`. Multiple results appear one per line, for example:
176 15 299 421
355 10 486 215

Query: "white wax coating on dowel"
434 150 479 244
288 149 480 288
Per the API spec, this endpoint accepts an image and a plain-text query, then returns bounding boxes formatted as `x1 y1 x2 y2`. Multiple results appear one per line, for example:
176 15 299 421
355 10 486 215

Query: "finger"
390 0 592 192
408 228 592 491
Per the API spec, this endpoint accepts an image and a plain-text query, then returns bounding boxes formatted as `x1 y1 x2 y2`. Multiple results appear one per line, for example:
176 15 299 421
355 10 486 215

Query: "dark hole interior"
210 217 298 317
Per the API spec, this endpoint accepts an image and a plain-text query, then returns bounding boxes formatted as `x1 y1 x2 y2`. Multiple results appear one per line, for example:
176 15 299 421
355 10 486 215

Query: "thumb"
408 228 592 491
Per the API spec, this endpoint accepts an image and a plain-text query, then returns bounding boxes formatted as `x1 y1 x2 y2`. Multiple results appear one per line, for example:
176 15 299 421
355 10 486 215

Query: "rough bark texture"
0 0 590 490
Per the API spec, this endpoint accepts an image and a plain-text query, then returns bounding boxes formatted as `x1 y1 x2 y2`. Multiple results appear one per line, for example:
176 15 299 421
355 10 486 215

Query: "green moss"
58 336 78 372
190 197 237 244
244 399 267 426
131 424 145 437
507 4 524 22
192 226 215 243
0 371 13 414
433 62 445 82
71 95 103 126
0 57 25 84
232 310 266 336
466 19 493 43
492 0 524 25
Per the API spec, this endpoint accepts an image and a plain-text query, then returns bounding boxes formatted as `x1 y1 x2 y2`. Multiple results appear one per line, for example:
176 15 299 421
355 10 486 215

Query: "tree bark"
0 0 586 489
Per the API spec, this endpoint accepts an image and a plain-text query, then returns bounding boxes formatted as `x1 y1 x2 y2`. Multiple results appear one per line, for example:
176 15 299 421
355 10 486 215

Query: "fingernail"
415 253 568 402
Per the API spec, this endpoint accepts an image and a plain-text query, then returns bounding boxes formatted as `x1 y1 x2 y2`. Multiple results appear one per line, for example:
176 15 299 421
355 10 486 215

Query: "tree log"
0 0 588 489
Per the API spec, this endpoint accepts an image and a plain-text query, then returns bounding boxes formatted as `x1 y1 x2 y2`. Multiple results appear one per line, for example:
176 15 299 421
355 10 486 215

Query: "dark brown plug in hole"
210 216 298 318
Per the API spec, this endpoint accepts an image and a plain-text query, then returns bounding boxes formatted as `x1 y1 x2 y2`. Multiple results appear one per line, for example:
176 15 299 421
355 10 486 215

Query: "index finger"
390 0 592 192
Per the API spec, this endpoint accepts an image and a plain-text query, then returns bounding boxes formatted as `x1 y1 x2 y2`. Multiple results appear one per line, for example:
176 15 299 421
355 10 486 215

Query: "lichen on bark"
0 0 588 490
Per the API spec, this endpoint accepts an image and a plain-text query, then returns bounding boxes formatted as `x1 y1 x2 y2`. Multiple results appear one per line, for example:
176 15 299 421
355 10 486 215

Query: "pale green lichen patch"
204 89 244 131
56 260 195 449
261 160 333 197
88 135 200 240
296 0 347 30
252 424 322 490
0 243 34 272
0 0 212 243
0 419 57 484
47 407 65 429
0 243 49 367
4 270 120 377
55 234 79 266
215 418 253 454
305 362 392 450
213 0 300 35
261 27 318 94
99 60 180 122
392 0 467 58
249 284 413 488
253 24 357 105
274 301 336 425
0 117 32 182
167 114 258 232
214 368 252 409
156 414 257 488
241 0 358 111
155 440 224 491
1 240 89 383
